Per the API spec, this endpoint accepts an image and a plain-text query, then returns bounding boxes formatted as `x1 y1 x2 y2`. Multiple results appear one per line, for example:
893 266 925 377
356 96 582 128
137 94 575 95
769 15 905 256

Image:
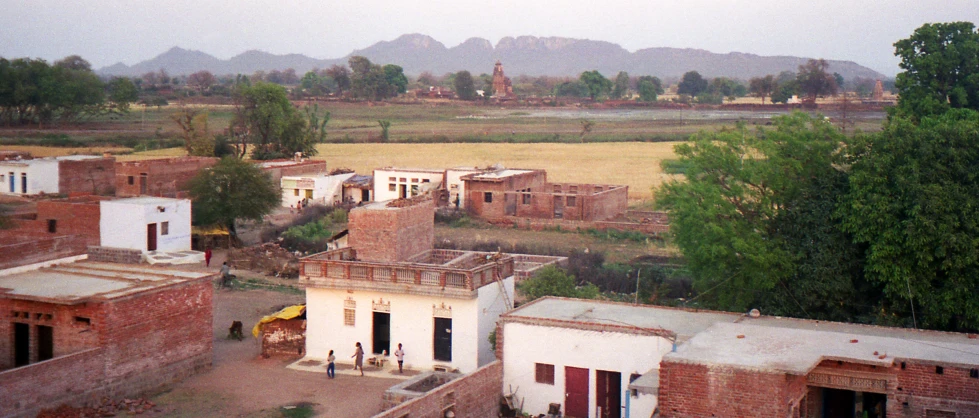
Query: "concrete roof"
666 321 979 374
105 196 186 206
0 261 214 304
503 297 743 341
468 169 535 180
376 167 445 174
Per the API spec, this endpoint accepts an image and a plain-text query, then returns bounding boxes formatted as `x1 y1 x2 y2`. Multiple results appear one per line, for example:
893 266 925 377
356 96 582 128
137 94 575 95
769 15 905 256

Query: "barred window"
535 363 555 385
344 299 356 326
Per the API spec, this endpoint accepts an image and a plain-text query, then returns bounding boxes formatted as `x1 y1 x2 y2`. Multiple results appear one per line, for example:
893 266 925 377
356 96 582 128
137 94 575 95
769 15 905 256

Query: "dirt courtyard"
144 260 403 418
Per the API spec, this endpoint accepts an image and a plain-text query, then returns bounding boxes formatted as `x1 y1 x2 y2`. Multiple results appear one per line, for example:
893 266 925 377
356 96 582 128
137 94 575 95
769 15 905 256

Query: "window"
936 366 944 375
411 178 419 183
535 363 555 384
21 173 27 193
389 183 397 192
411 185 419 195
595 186 603 193
449 184 458 190
553 185 562 193
344 299 356 326
127 176 134 185
47 219 57 233
971 369 978 379
567 196 577 206
522 193 531 204
161 222 169 235
484 192 493 203
294 189 300 196
569 185 578 193
388 177 396 182
422 179 430 183
399 177 407 182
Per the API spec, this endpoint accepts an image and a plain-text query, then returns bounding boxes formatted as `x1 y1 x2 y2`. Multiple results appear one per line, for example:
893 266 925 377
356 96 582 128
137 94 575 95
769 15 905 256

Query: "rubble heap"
229 242 300 278
38 398 157 417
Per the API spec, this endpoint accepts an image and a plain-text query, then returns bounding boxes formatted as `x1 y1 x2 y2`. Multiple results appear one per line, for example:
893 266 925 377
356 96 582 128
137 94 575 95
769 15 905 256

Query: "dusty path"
144 273 401 418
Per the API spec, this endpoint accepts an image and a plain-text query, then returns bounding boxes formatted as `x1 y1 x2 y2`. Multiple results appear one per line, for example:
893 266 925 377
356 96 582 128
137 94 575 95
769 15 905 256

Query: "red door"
147 223 157 251
596 370 621 418
565 366 589 418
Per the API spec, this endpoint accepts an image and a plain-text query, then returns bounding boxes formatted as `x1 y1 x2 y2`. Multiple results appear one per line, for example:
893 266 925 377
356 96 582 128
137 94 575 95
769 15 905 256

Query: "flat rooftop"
1 155 103 166
106 196 186 206
257 159 323 168
667 321 979 374
468 169 535 180
503 297 743 342
0 261 214 304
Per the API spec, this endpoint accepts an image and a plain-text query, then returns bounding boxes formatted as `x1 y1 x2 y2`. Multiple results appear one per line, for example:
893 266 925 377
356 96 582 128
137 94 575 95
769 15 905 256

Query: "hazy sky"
2 0 976 76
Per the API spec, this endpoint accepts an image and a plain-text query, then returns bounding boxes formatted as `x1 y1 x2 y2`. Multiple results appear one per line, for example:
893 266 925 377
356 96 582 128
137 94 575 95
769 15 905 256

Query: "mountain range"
98 34 886 81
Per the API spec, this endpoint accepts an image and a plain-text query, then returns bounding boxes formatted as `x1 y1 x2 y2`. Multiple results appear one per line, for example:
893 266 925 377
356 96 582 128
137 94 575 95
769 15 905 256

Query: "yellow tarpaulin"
252 304 306 337
192 225 230 236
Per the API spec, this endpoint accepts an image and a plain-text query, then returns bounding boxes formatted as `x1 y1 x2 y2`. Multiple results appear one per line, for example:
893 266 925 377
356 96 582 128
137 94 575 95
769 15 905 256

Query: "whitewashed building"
372 168 444 201
0 155 114 196
99 197 192 253
498 297 741 418
281 172 355 208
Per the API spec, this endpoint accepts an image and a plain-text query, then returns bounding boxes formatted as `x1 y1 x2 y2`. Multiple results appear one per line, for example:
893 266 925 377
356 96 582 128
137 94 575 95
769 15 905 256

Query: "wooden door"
147 223 157 251
596 370 621 418
434 317 452 361
565 366 589 418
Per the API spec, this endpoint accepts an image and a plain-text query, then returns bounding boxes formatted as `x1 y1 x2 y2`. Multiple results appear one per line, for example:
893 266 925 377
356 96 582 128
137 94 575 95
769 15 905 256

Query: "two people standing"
333 342 404 377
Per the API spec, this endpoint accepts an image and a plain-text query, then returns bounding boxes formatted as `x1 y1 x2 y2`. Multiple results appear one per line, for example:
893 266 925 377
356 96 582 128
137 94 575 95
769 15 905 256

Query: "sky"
1 0 976 76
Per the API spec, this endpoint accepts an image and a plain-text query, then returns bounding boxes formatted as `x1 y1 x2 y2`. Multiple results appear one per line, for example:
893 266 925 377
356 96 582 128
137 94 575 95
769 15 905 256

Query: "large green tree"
636 75 663 102
797 59 838 102
188 157 280 238
579 70 613 100
517 265 599 301
841 109 979 331
749 75 776 104
611 71 630 99
349 56 391 101
657 113 853 313
453 70 477 100
382 64 408 97
231 82 324 159
677 71 708 96
893 22 979 118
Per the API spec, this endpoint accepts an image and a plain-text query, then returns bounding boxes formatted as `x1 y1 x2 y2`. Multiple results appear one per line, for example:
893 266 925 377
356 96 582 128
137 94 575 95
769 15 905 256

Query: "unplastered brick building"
462 169 628 222
114 156 217 198
256 158 328 185
0 262 215 417
0 196 107 271
299 196 564 374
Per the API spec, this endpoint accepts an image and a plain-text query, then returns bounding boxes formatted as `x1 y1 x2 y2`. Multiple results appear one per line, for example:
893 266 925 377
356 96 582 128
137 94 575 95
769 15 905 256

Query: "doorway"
434 317 452 361
553 196 564 219
139 173 148 195
504 194 517 216
37 325 53 362
372 312 390 355
399 184 407 199
596 370 621 418
14 323 29 367
147 223 157 251
565 366 589 418
361 189 370 202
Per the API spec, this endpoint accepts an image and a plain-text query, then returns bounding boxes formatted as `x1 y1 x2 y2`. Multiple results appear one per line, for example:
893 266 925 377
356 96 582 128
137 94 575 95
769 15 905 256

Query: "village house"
372 167 445 202
342 174 373 204
99 197 193 258
114 156 216 198
298 197 564 374
1 155 115 196
256 157 327 185
0 261 215 417
281 172 354 208
462 168 628 222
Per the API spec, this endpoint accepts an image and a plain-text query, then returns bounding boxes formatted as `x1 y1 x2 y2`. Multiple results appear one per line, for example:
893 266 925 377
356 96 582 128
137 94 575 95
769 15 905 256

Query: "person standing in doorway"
394 343 405 373
352 342 364 376
326 350 335 379
204 247 213 267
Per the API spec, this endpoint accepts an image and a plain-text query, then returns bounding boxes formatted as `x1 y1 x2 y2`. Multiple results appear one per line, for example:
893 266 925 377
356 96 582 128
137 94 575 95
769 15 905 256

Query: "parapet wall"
372 360 503 418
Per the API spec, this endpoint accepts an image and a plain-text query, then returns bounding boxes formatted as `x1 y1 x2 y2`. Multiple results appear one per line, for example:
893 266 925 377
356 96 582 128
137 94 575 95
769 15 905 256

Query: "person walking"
326 350 336 379
204 247 213 267
394 343 405 373
351 342 365 376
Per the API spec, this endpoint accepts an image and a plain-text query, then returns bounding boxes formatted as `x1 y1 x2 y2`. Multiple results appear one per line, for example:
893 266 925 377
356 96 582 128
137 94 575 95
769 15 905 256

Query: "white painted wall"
0 159 58 195
502 323 668 418
305 287 503 373
281 173 352 208
477 276 513 366
100 198 192 252
445 168 483 209
372 169 443 202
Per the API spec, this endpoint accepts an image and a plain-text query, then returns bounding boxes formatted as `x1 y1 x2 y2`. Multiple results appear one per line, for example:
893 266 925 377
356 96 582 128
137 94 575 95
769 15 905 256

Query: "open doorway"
434 317 452 361
596 370 621 418
147 223 157 251
372 312 390 355
399 184 407 199
14 323 29 367
822 388 886 418
37 325 53 362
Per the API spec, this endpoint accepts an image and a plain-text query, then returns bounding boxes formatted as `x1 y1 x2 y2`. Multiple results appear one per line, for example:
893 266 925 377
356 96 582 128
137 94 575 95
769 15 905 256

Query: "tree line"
0 55 138 126
657 22 979 332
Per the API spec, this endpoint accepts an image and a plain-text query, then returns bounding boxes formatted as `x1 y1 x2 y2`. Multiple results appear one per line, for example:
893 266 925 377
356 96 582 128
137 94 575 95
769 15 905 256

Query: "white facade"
445 167 485 209
372 168 444 201
281 172 354 208
502 322 666 418
0 159 58 195
99 197 192 253
305 277 512 373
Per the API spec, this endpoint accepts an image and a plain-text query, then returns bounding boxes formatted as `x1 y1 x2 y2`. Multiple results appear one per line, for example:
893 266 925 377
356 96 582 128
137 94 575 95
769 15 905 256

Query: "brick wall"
349 199 434 262
0 348 107 418
0 299 102 370
262 319 306 358
472 182 627 222
58 157 115 196
115 157 217 197
0 234 88 270
372 360 503 418
582 185 628 221
892 361 979 417
87 246 143 264
658 361 804 417
31 199 103 247
261 159 327 184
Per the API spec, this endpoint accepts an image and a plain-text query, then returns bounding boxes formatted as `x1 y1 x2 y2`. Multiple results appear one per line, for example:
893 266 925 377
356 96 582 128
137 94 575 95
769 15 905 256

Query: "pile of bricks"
228 242 299 278
37 398 157 417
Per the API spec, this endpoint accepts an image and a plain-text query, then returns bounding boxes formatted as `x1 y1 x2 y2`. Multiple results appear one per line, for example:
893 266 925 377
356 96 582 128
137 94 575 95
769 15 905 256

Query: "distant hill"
98 34 886 81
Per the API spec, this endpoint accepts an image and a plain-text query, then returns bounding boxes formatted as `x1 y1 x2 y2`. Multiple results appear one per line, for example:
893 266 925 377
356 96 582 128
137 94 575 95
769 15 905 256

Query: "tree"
171 108 215 156
349 56 389 101
611 71 630 99
636 76 663 102
382 64 408 97
54 55 91 71
453 70 476 100
749 75 776 104
187 70 216 94
771 72 800 104
106 77 138 113
893 22 979 118
188 157 280 238
416 71 437 87
657 113 850 313
579 119 594 143
230 82 322 159
797 59 838 102
554 81 590 98
377 120 391 142
677 71 708 96
841 109 979 331
300 71 333 97
517 265 599 301
579 70 613 100
325 65 351 95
